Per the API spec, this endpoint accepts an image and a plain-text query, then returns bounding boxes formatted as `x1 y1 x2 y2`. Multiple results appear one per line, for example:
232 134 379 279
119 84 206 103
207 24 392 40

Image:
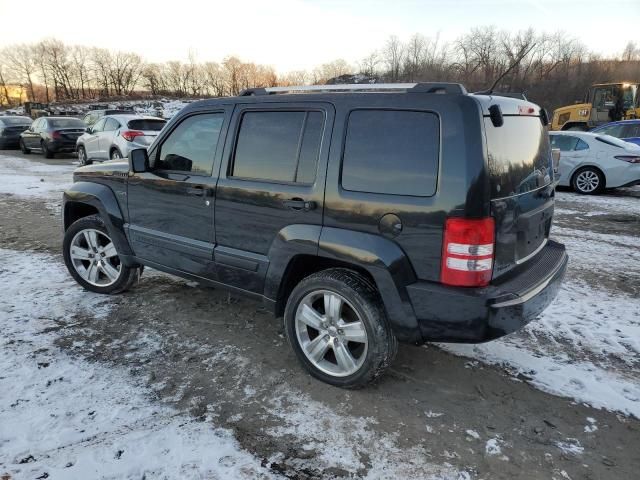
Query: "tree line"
1 29 639 111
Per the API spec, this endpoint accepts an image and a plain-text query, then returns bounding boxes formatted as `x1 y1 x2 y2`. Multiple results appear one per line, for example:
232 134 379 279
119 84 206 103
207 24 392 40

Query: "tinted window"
128 119 166 131
622 124 640 138
550 135 579 151
104 118 119 131
486 117 551 198
156 113 223 175
232 111 323 183
341 110 439 196
598 124 625 138
48 118 85 129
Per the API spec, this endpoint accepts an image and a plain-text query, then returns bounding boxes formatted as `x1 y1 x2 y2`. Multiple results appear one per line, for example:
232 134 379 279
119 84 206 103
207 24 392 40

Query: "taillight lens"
51 130 62 139
614 155 640 164
121 130 144 142
441 217 495 287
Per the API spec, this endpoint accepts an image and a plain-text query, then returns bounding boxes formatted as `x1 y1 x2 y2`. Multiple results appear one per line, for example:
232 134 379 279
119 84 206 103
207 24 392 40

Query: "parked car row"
0 111 166 163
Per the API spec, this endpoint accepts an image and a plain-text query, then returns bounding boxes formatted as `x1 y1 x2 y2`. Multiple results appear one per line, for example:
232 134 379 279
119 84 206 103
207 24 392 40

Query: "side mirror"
129 148 149 173
86 127 92 133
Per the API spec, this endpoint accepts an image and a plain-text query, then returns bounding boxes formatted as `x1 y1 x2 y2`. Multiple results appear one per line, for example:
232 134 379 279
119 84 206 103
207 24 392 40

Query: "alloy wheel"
295 290 368 377
69 228 122 287
111 150 122 160
78 147 87 165
576 170 600 193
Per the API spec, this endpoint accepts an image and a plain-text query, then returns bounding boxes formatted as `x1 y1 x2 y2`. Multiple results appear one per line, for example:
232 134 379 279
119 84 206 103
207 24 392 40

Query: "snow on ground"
441 198 640 418
0 154 74 200
0 248 470 480
0 248 277 479
556 189 640 213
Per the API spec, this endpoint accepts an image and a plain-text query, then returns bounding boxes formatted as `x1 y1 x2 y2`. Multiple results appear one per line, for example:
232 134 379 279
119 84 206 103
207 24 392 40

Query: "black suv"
62 83 568 388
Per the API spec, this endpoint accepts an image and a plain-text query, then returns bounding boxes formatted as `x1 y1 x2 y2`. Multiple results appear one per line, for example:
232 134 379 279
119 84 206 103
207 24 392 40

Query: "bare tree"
383 35 404 82
4 44 37 101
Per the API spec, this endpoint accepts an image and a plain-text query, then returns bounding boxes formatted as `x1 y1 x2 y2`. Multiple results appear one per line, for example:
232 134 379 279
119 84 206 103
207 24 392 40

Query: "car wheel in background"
110 148 123 160
42 140 54 159
572 167 604 194
77 146 90 165
63 214 139 294
284 268 397 388
20 139 31 154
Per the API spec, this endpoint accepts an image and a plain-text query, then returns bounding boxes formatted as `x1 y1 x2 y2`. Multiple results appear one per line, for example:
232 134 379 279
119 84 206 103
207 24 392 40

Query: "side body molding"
318 227 420 342
63 182 135 262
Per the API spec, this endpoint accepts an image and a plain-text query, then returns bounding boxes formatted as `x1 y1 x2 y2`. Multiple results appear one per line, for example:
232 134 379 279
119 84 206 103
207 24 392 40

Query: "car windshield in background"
49 118 86 128
0 117 32 126
127 119 166 131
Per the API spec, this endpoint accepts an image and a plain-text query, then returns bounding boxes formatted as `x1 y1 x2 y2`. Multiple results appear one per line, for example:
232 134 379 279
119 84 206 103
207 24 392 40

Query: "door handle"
283 198 316 211
186 185 206 196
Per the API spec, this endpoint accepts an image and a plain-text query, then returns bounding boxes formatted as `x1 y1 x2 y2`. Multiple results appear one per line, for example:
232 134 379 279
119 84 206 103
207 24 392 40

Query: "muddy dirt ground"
1 150 638 479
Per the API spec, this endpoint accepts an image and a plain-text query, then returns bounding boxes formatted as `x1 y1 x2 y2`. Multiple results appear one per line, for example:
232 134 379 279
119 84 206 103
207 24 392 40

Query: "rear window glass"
0 116 31 126
128 119 166 131
341 110 439 196
486 116 552 198
48 118 86 128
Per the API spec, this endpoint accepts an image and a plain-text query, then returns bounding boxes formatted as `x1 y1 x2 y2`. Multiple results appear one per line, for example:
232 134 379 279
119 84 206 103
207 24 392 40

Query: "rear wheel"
63 215 139 294
284 268 397 388
110 148 122 160
20 139 30 154
572 167 604 194
42 140 54 158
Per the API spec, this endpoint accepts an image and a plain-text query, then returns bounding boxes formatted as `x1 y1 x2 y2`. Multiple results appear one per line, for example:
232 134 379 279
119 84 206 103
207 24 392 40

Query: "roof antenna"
476 43 537 95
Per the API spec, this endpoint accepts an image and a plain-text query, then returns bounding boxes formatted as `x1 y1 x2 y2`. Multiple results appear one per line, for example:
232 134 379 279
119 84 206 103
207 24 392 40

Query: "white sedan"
550 131 640 194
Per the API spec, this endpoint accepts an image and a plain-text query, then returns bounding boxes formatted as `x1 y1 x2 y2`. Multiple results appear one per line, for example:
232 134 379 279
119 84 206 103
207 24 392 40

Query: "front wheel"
110 148 123 160
284 268 397 388
77 146 91 165
63 215 139 294
20 139 31 154
572 167 604 194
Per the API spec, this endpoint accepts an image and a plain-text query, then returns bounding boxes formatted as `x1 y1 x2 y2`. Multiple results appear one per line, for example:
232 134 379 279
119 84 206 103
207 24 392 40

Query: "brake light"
51 130 62 139
614 155 640 164
441 217 495 287
518 106 535 115
121 130 144 142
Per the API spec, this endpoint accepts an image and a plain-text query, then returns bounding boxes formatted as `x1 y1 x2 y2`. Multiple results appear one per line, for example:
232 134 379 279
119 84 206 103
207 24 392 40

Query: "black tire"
42 140 54 158
110 148 123 160
77 145 91 165
572 167 605 195
63 214 139 294
284 268 397 388
20 139 31 154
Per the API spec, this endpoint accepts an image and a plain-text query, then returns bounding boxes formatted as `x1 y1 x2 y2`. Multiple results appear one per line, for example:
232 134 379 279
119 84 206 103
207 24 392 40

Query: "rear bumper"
48 140 77 152
406 240 568 343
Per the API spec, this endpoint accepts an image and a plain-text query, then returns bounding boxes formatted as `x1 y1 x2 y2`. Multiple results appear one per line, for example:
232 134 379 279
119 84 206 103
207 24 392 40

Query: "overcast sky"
0 0 638 72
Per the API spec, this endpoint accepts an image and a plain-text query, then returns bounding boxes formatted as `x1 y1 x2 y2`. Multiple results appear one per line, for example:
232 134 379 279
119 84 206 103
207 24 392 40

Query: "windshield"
49 118 86 128
0 116 31 126
127 119 166 131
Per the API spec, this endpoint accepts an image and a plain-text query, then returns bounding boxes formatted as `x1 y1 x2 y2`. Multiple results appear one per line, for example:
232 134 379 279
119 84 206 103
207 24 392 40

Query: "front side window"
92 118 106 133
341 109 439 196
104 118 119 131
155 113 223 175
232 110 324 183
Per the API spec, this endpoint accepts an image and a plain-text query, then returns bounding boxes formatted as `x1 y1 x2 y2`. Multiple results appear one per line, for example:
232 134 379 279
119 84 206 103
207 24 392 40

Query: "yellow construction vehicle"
550 82 639 131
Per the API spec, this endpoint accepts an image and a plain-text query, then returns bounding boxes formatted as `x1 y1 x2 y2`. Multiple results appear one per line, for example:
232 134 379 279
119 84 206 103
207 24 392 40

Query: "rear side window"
550 135 579 151
128 119 166 131
623 124 640 137
232 111 324 183
341 110 439 196
104 118 119 131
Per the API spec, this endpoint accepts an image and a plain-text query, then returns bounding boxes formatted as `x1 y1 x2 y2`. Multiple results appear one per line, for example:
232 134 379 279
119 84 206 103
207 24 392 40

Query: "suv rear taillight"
121 130 144 142
441 217 495 287
51 130 62 139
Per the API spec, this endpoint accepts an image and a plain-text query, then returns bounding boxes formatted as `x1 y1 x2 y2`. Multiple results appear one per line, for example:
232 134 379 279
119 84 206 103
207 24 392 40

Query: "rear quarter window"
341 109 439 196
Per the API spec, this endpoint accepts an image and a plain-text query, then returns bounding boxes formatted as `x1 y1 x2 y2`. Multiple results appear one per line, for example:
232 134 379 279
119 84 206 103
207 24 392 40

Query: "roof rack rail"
238 82 467 96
